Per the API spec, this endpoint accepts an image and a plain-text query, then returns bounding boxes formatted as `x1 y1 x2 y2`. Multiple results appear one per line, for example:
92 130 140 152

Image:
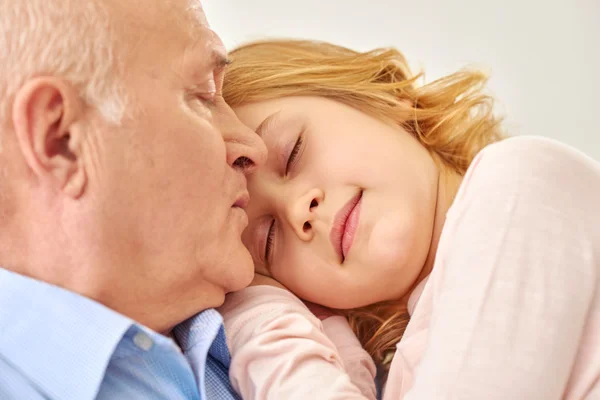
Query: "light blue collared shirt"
0 268 240 399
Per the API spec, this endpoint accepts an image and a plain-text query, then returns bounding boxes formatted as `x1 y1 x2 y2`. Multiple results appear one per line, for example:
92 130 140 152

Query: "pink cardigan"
219 136 600 399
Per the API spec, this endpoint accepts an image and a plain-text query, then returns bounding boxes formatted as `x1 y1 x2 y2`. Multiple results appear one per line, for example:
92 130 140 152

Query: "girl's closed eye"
264 219 276 263
264 132 306 262
285 134 304 176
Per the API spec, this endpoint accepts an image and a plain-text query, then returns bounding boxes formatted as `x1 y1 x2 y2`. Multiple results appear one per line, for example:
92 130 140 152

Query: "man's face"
88 0 266 330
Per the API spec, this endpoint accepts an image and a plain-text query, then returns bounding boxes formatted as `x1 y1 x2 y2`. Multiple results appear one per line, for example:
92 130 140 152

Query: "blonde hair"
223 39 504 367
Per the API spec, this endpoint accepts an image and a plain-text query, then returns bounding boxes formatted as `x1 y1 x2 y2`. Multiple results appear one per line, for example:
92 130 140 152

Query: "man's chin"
223 251 255 294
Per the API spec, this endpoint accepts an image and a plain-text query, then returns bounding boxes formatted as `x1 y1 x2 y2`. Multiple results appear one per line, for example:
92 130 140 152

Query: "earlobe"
11 77 87 198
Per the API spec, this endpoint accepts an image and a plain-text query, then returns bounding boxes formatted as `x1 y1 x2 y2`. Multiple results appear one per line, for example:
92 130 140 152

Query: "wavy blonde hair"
223 39 505 367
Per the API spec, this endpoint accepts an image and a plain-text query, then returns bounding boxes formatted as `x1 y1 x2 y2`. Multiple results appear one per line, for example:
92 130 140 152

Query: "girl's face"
235 96 440 308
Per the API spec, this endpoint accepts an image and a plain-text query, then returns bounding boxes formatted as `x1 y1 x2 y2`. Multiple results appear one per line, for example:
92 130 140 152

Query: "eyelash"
265 134 305 261
265 219 276 262
197 92 217 107
286 135 304 175
196 68 227 107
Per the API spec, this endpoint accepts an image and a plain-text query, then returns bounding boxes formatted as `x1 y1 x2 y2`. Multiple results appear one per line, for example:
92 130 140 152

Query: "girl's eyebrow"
255 111 283 138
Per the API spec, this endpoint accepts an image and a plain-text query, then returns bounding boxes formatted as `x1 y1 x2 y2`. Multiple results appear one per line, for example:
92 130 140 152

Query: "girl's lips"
330 190 363 262
342 193 362 259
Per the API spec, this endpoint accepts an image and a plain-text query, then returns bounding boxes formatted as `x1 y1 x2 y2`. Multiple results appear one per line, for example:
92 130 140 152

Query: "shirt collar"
173 308 231 366
173 308 223 353
0 268 134 400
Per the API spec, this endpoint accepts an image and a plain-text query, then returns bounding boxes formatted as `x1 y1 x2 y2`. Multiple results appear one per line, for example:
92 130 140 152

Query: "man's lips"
233 192 250 209
330 191 363 262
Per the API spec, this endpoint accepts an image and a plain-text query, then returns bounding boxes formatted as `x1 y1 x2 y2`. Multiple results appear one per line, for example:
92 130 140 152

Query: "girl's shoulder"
476 135 597 169
454 135 600 206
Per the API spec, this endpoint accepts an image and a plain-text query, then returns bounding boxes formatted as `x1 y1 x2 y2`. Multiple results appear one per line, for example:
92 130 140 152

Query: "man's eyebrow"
213 52 232 69
255 112 282 138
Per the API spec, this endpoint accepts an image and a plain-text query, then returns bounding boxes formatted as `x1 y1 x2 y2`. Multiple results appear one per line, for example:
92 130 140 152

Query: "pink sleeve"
218 286 376 400
322 316 377 399
402 137 600 400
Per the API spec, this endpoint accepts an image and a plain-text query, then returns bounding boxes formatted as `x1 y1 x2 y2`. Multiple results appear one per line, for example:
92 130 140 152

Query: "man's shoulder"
0 268 134 400
0 357 47 400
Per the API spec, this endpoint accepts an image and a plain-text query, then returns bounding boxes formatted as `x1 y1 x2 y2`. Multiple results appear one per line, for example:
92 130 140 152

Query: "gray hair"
0 0 126 148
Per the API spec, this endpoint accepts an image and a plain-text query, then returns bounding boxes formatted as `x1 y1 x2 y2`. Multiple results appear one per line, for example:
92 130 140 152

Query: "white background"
203 0 600 160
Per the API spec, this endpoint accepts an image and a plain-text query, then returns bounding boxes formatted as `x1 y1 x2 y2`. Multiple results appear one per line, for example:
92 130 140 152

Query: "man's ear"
11 77 87 198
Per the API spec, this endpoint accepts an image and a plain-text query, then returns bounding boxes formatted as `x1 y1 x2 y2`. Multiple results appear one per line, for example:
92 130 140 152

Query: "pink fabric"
219 136 600 399
218 285 377 399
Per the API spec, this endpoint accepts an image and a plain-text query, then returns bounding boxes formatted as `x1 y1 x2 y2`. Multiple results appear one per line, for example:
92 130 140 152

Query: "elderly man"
0 0 266 398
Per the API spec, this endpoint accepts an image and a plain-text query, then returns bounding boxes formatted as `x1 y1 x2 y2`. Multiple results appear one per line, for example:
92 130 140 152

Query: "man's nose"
220 104 267 175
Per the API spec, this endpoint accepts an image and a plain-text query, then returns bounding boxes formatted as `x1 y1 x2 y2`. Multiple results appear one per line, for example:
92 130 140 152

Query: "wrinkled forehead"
108 0 209 33
107 0 224 61
166 0 210 33
187 0 208 26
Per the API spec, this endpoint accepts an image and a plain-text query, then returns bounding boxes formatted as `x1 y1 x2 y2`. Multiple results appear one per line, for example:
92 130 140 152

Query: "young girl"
218 40 600 399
